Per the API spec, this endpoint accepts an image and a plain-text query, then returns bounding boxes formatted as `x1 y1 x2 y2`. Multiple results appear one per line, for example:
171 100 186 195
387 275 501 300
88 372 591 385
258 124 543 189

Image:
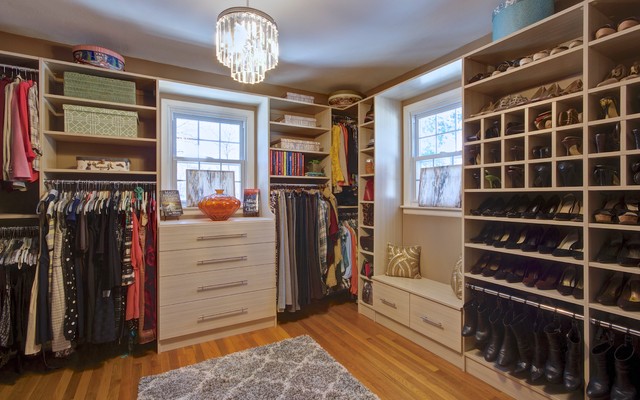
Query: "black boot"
530 313 548 384
475 302 491 350
496 309 518 368
611 340 638 400
563 322 583 391
462 299 477 337
586 341 613 399
544 321 564 384
484 307 504 362
510 312 533 376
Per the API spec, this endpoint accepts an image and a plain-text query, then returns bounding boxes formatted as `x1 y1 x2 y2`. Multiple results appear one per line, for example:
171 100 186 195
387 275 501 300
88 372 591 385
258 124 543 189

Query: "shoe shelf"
589 261 640 275
465 273 584 307
589 303 639 320
464 350 584 400
465 243 585 267
466 215 584 228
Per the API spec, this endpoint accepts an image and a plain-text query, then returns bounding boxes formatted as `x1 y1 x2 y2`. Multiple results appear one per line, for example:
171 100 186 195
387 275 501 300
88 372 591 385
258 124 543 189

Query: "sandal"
593 196 624 223
618 198 640 225
622 61 640 81
600 96 620 119
597 64 627 87
560 78 583 95
553 193 578 220
551 231 580 258
534 111 552 130
561 135 582 155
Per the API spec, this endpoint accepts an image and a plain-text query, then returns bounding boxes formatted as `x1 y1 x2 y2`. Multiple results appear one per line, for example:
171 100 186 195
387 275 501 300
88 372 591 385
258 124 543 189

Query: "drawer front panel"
159 288 275 340
159 220 275 251
158 242 275 277
410 294 462 352
159 264 275 306
373 282 410 326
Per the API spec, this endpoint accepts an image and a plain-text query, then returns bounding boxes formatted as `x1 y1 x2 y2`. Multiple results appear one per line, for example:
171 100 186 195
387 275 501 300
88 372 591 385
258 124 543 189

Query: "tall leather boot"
484 307 504 362
530 314 548 384
474 302 491 350
611 340 637 400
563 323 583 391
544 321 564 384
462 299 477 337
496 309 517 368
586 341 613 400
509 312 533 376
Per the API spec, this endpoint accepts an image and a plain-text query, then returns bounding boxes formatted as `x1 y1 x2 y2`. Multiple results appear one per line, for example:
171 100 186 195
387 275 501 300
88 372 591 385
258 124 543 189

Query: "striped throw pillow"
386 243 421 279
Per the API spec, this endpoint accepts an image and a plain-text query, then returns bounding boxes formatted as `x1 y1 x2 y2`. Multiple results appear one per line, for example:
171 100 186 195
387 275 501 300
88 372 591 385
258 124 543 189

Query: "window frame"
161 98 255 210
403 88 462 209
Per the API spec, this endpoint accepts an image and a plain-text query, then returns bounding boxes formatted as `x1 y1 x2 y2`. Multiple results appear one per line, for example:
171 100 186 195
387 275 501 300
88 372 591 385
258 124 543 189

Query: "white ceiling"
0 0 499 95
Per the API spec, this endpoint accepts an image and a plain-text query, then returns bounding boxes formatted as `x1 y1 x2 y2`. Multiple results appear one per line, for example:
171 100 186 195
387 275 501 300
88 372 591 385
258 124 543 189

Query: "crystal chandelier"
215 4 279 84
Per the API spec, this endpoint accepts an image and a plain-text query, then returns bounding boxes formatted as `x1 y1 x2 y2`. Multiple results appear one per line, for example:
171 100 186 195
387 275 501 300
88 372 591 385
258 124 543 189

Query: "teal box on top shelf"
492 0 555 41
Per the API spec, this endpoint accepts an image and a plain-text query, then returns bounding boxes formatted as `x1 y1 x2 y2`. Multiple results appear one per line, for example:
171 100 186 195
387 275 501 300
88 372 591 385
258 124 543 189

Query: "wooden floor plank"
0 299 513 400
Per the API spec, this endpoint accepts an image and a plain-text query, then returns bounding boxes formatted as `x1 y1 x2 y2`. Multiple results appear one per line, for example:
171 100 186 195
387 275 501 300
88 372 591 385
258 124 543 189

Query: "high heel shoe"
481 253 503 277
597 64 628 87
506 194 530 218
560 78 583 95
594 123 620 153
553 193 578 220
593 196 624 223
533 164 551 187
558 161 578 187
468 145 480 165
535 264 563 290
538 195 561 220
557 266 578 296
595 232 624 263
561 136 582 156
485 121 500 139
600 96 619 119
537 227 561 254
507 165 524 188
573 273 584 299
510 145 524 161
521 195 546 219
531 145 550 159
617 275 640 311
551 231 580 258
485 170 502 189
470 252 492 274
618 198 640 225
633 128 640 150
534 111 552 130
489 147 501 163
593 164 619 186
617 233 640 266
596 272 626 305
470 222 497 243
558 109 580 127
522 260 543 287
521 226 544 252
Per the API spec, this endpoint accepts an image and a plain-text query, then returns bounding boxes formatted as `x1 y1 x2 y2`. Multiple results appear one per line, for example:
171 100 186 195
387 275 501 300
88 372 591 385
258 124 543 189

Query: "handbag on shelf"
363 179 374 201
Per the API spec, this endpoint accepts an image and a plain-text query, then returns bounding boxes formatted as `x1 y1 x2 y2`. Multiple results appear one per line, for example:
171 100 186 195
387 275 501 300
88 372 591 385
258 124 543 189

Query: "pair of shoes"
557 266 582 296
529 84 560 104
485 121 500 139
471 101 498 117
471 170 481 189
558 109 580 127
597 64 628 87
506 121 525 135
531 145 551 159
510 145 524 161
560 78 583 95
468 72 492 84
593 164 620 186
553 193 581 221
494 94 529 112
485 170 501 189
534 111 552 130
592 196 625 224
467 145 480 165
507 166 524 188
561 136 582 156
551 231 583 260
594 123 620 153
596 272 640 311
600 96 620 119
558 161 580 187
470 197 505 216
533 164 551 187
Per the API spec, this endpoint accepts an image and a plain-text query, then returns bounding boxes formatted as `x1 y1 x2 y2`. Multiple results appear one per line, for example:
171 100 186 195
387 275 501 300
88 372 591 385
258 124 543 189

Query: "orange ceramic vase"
198 189 241 221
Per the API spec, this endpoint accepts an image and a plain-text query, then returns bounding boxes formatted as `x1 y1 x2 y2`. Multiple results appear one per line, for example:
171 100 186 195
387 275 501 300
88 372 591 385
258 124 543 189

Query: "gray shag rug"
138 335 379 400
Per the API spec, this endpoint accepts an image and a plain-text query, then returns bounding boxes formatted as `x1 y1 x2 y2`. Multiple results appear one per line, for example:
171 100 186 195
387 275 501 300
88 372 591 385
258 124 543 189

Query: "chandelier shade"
216 6 279 84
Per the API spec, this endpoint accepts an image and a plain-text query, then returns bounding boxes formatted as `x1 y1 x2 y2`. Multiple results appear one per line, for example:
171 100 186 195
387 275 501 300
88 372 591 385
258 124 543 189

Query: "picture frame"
186 170 235 207
418 165 462 208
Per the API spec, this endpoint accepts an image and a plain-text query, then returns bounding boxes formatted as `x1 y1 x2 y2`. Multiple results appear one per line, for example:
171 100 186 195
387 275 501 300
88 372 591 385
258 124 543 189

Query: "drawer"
159 218 275 251
158 241 275 277
410 294 462 352
373 282 410 326
159 288 276 340
159 264 275 306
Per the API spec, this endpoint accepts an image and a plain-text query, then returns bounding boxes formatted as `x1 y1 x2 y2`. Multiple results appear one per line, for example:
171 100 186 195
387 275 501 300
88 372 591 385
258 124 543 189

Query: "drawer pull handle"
197 233 247 241
197 256 247 265
197 280 248 292
380 298 397 309
421 315 444 329
197 308 248 323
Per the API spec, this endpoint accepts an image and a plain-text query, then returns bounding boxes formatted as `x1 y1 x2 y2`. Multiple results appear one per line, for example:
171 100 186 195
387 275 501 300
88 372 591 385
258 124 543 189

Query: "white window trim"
161 98 255 211
402 87 461 208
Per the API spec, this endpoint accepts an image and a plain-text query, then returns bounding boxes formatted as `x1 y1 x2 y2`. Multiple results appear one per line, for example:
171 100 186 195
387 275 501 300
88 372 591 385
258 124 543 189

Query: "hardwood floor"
0 298 512 399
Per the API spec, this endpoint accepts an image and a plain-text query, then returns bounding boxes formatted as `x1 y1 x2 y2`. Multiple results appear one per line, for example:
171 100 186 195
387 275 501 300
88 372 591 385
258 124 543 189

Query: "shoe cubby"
589 88 622 121
530 161 553 188
589 268 640 317
465 168 482 190
588 157 620 187
505 137 525 162
623 81 640 116
464 121 482 143
465 143 481 166
483 142 501 165
483 167 502 189
528 133 552 161
557 128 584 158
528 105 554 132
588 122 621 154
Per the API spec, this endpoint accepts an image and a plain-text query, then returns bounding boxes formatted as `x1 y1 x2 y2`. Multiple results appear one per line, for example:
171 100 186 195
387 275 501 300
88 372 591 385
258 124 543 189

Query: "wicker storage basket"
63 104 137 137
273 138 321 152
64 72 136 104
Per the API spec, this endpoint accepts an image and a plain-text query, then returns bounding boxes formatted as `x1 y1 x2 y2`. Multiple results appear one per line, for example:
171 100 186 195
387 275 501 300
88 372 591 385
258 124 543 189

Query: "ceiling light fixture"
215 2 279 84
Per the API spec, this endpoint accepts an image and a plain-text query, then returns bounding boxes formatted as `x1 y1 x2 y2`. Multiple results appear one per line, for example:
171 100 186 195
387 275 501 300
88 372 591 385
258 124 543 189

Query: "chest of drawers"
157 217 276 352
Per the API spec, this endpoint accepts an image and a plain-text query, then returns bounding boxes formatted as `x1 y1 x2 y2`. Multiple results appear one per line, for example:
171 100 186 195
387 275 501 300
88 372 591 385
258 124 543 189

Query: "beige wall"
403 214 462 284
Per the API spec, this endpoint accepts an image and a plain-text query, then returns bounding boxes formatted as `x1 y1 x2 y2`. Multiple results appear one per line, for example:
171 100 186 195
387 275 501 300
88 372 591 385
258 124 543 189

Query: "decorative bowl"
197 189 241 221
72 45 125 71
328 90 363 106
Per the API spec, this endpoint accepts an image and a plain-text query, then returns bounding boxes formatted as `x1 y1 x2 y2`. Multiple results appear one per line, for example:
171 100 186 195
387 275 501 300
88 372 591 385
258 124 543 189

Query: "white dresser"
157 217 276 352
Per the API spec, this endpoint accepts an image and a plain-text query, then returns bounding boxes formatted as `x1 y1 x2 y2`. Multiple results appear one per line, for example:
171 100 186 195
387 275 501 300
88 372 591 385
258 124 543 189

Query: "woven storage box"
492 0 554 40
76 156 130 171
273 138 321 152
63 104 137 137
284 92 315 103
64 72 136 104
277 114 317 127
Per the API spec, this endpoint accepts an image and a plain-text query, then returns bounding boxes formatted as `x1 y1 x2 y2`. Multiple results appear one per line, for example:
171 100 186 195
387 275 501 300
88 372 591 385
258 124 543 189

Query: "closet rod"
45 179 156 185
0 63 39 73
466 283 583 321
270 183 325 189
467 283 640 337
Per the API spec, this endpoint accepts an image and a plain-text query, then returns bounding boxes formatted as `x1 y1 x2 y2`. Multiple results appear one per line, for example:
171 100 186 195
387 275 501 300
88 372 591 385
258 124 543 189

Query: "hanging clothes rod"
270 183 325 189
466 283 640 337
0 62 39 73
44 179 156 186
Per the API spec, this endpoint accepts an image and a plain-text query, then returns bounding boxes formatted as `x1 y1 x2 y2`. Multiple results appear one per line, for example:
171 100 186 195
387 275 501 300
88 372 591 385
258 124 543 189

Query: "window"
403 89 462 207
161 99 255 207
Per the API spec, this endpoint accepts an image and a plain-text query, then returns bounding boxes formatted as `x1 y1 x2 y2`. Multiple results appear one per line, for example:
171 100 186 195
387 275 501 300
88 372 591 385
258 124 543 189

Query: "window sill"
400 205 462 218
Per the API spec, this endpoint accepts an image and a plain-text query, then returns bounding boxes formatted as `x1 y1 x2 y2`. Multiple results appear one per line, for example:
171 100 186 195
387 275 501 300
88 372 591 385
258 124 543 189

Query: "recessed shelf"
43 94 156 118
465 215 584 227
464 243 585 266
44 130 157 147
589 261 640 275
589 302 640 320
268 122 328 136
